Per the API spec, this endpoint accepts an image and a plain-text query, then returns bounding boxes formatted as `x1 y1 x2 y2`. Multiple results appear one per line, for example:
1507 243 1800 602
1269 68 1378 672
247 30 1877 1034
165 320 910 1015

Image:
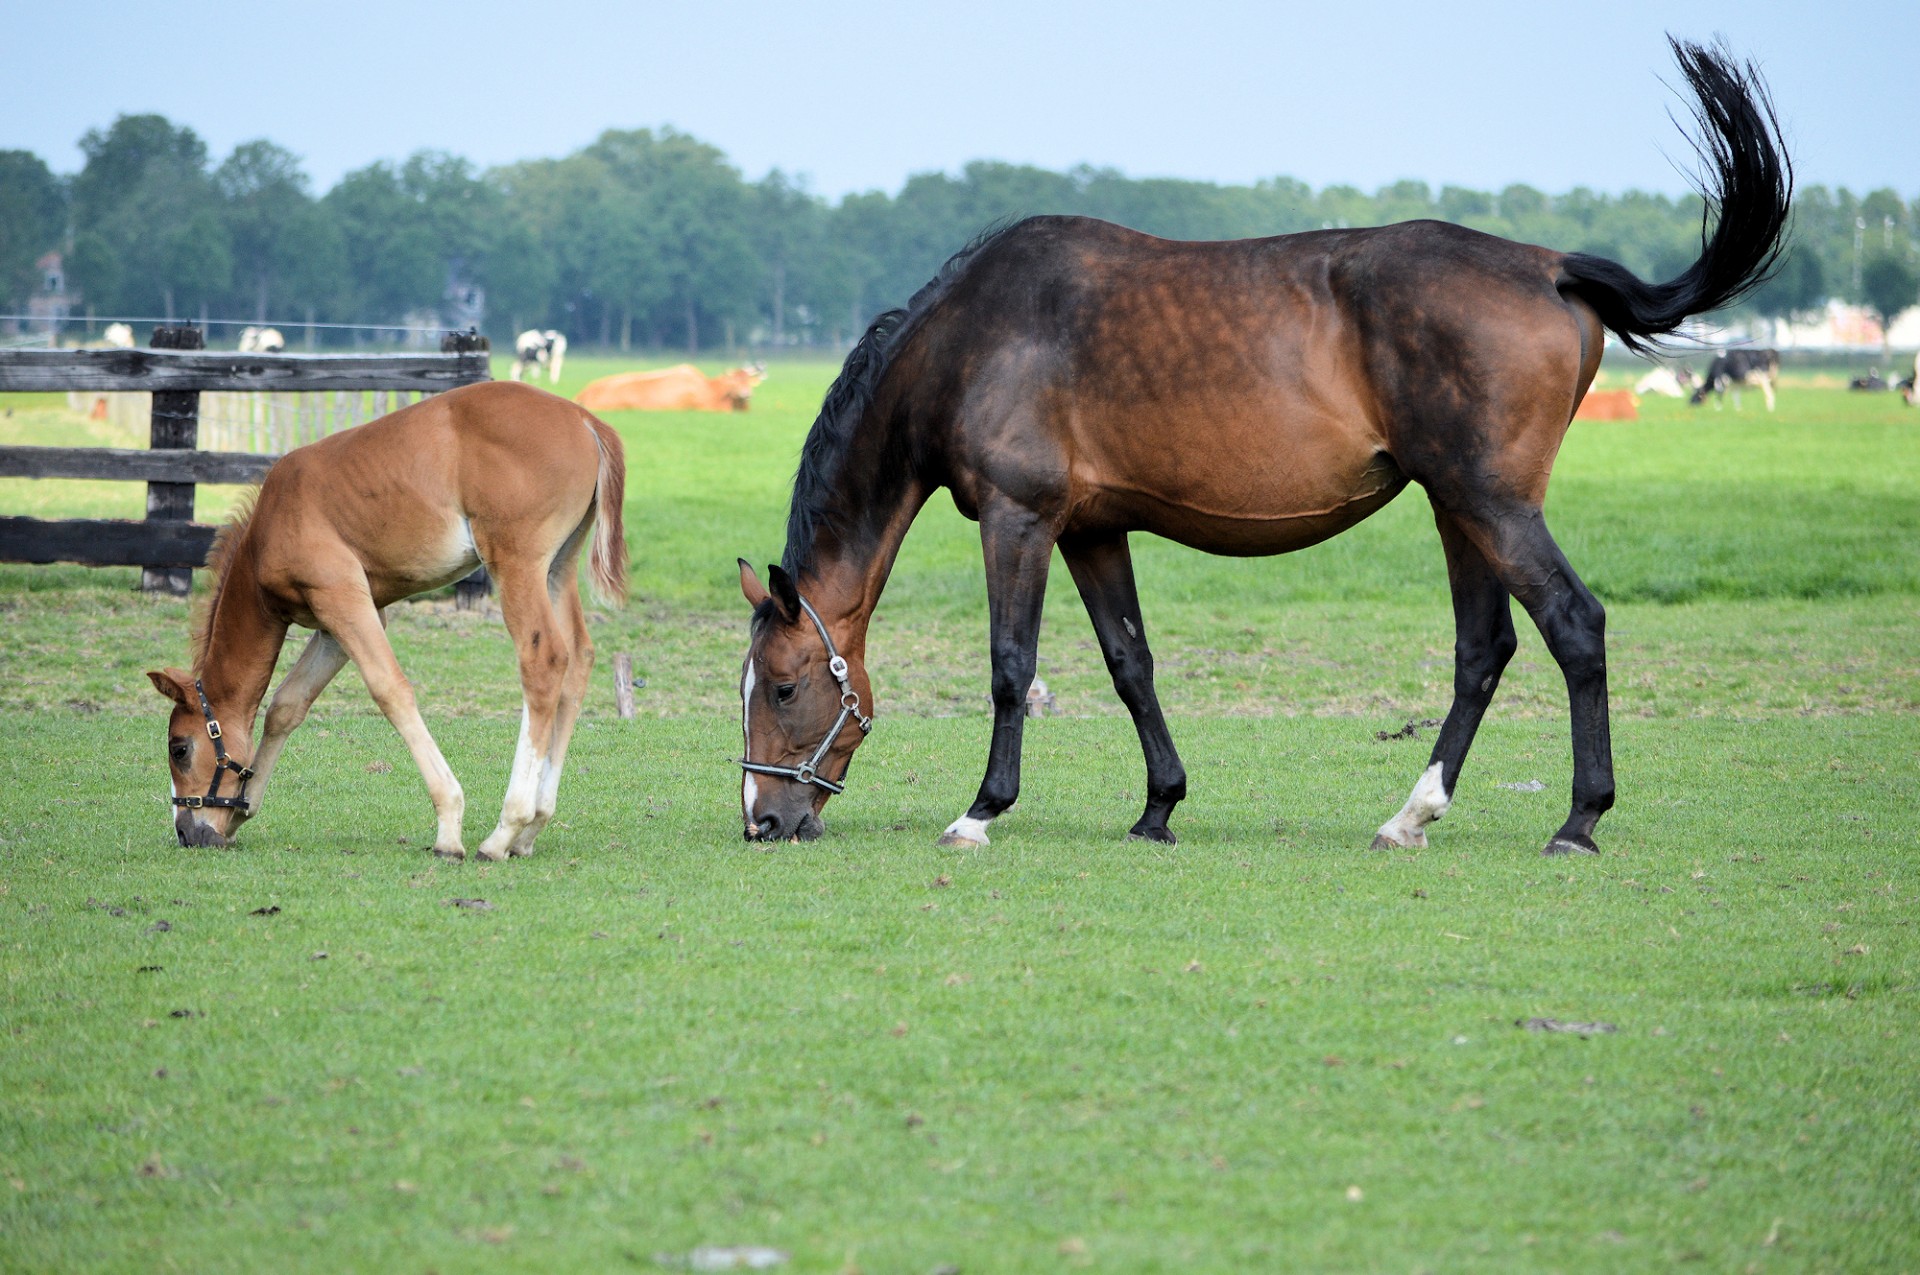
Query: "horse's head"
737 560 873 842
147 668 252 848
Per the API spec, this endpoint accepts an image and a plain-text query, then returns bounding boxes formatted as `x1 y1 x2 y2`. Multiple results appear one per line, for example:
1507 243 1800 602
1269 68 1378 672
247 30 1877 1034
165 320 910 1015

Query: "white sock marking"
1376 761 1451 846
941 815 992 846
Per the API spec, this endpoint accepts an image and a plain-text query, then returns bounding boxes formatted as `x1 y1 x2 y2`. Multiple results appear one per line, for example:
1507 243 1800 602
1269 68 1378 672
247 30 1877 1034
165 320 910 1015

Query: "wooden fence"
0 327 491 594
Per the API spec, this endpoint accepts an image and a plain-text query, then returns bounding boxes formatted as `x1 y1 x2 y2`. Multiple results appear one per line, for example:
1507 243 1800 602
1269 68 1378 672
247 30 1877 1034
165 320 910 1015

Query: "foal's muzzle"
174 809 229 848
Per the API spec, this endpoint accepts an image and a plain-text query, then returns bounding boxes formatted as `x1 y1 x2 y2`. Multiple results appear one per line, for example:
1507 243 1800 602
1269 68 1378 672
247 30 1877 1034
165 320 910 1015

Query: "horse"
149 380 627 861
511 330 568 384
736 39 1790 857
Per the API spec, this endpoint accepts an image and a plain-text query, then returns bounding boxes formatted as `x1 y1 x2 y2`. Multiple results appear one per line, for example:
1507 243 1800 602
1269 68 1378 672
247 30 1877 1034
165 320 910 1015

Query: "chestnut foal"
150 380 626 860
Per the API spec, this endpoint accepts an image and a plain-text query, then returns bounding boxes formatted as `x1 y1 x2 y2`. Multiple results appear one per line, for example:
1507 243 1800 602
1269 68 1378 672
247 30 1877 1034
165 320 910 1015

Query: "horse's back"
252 381 606 606
921 217 1587 552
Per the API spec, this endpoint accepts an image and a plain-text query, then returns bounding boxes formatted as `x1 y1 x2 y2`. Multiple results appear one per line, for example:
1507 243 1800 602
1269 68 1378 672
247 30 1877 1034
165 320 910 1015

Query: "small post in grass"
142 325 204 595
613 652 637 720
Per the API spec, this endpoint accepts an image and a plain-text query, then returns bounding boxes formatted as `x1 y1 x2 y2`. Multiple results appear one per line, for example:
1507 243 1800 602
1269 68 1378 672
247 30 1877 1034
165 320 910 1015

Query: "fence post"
442 329 496 610
142 326 203 595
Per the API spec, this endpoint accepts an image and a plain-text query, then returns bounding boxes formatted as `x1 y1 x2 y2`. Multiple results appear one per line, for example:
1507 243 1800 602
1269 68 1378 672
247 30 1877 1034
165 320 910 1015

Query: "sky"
4 0 1914 201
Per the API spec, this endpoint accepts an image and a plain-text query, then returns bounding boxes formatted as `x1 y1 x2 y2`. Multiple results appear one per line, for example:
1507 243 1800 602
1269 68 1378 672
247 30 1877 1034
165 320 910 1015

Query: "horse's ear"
766 564 801 621
739 558 770 609
147 668 193 707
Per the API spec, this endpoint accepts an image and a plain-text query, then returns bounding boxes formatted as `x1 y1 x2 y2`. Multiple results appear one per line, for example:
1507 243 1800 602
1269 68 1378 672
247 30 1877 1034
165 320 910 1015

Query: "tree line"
3 113 1915 351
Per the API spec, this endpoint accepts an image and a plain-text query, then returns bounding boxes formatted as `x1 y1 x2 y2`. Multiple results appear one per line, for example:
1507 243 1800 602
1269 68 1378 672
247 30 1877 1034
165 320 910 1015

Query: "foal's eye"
168 740 189 764
775 683 797 704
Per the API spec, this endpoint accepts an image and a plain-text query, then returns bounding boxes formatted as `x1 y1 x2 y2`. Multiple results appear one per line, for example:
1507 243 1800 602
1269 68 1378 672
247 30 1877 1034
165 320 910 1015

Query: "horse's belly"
1076 450 1408 556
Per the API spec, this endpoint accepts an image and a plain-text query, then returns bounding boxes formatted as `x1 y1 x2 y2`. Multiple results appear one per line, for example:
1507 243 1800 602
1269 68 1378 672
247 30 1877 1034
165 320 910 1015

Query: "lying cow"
1848 368 1889 392
1689 348 1778 411
1633 365 1696 397
1574 389 1638 421
510 329 567 384
238 326 285 353
575 363 766 412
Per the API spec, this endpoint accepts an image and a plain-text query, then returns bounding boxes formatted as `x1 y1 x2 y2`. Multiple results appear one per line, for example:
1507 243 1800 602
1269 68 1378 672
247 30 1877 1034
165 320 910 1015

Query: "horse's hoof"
1371 828 1428 851
1128 825 1176 845
433 845 466 862
1542 835 1600 857
936 832 988 849
473 844 510 862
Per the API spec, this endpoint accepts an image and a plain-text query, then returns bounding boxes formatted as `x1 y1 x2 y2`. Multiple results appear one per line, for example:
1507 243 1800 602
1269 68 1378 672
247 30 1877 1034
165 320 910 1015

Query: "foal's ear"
765 564 802 621
739 558 770 608
146 668 193 708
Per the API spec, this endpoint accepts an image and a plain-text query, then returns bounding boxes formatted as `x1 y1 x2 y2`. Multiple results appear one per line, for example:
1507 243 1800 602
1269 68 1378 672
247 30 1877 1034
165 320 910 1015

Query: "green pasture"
2 356 1917 1271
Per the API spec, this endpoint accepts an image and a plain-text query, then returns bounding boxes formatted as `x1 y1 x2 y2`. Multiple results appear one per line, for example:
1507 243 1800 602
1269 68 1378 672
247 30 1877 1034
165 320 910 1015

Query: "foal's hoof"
1370 828 1429 852
433 844 466 862
1542 834 1600 857
1127 824 1177 845
936 832 988 849
473 844 511 863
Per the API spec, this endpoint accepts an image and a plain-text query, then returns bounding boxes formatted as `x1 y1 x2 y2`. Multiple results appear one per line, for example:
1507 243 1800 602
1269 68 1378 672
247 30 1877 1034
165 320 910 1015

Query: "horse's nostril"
756 814 781 840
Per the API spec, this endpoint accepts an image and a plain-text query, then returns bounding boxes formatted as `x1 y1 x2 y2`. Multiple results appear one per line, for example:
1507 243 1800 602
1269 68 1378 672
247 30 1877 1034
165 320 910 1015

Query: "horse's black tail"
1558 38 1792 354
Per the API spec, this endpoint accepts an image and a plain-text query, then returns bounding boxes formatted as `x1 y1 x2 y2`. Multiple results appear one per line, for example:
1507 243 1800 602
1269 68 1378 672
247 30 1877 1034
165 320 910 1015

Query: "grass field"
2 355 1917 1271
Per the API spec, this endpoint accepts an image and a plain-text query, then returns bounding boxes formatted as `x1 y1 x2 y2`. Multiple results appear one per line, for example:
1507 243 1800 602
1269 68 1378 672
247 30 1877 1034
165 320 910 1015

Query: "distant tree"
216 140 314 321
69 115 229 317
0 150 66 309
1860 251 1919 348
1749 241 1827 322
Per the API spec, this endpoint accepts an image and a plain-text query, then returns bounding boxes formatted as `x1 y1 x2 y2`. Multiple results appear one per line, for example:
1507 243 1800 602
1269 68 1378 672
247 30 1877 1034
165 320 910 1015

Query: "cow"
238 327 285 353
1848 367 1889 391
1689 348 1779 411
1573 389 1639 421
1633 365 1696 397
510 329 568 384
102 322 135 349
1903 352 1919 406
575 363 766 412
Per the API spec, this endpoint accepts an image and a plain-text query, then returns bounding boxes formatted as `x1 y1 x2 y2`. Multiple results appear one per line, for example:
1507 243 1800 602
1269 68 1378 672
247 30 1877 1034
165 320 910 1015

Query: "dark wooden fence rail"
0 328 491 594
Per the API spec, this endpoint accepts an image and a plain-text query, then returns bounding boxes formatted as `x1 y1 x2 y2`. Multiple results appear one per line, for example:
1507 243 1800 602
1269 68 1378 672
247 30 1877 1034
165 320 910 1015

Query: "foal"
150 380 627 860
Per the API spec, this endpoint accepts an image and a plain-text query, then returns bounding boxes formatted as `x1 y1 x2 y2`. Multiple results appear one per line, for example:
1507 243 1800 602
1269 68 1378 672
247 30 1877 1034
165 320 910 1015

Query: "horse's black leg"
1469 506 1615 855
938 502 1055 848
1373 513 1516 850
1060 532 1187 843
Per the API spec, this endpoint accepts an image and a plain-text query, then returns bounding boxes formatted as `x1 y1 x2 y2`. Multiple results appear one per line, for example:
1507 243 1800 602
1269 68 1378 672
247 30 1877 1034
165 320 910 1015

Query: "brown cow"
576 363 765 412
1573 389 1639 421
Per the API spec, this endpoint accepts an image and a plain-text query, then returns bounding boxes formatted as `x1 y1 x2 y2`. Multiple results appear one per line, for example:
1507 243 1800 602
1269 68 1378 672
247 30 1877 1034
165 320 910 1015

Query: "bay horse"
149 380 627 861
737 40 1790 856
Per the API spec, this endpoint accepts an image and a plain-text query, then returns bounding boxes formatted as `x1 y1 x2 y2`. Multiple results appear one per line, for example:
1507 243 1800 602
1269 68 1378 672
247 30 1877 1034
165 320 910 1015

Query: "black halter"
172 679 254 810
740 593 872 794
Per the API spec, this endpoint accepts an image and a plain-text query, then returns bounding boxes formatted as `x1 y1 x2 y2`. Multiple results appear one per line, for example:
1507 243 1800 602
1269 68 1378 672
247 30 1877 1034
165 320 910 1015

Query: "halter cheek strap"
739 593 873 795
172 679 254 810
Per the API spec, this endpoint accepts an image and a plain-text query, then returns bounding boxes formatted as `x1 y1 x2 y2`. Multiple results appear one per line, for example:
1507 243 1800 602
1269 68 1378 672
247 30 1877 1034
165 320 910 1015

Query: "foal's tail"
1557 38 1792 354
584 414 629 607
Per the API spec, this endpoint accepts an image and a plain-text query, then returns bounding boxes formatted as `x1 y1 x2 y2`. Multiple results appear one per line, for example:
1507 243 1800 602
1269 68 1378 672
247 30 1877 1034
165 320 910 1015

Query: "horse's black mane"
781 220 1020 576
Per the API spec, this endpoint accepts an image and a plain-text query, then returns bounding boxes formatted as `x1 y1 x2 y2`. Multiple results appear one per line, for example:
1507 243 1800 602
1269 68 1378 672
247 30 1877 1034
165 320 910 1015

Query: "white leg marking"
1375 761 1451 849
939 814 992 847
477 705 541 861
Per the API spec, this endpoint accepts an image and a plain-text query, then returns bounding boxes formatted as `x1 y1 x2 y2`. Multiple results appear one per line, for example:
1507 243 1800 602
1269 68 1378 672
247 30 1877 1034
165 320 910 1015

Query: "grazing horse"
511 329 568 384
736 40 1789 857
149 381 627 861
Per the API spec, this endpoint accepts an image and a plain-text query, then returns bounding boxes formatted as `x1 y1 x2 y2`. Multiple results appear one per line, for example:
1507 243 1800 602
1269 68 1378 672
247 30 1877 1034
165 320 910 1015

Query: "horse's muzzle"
174 809 229 848
745 810 825 843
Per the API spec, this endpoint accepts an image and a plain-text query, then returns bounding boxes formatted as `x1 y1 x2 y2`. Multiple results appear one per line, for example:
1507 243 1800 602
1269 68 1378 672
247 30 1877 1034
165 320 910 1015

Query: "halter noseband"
739 593 872 795
172 679 254 810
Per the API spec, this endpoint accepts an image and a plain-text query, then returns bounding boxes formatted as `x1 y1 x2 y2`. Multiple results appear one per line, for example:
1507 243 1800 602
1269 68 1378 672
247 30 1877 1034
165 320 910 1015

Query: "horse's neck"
199 543 287 734
799 485 929 656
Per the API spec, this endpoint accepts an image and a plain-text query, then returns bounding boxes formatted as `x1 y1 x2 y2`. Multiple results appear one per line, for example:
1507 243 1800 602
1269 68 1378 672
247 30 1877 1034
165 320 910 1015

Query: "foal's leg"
506 575 595 858
240 630 349 823
938 502 1055 848
314 590 467 858
476 559 570 862
1373 514 1518 850
1458 505 1614 855
1060 532 1188 843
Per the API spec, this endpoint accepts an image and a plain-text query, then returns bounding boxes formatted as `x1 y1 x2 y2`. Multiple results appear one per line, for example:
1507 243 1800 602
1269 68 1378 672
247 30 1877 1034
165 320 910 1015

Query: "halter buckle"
206 719 222 740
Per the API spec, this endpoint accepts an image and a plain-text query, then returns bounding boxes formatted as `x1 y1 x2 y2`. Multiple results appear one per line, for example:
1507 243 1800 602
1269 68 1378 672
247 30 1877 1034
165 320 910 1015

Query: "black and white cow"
510 329 568 384
1689 348 1778 411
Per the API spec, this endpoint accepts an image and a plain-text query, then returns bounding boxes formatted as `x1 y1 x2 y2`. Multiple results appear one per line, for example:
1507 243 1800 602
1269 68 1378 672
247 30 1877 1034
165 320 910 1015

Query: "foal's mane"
780 220 1019 576
190 488 259 673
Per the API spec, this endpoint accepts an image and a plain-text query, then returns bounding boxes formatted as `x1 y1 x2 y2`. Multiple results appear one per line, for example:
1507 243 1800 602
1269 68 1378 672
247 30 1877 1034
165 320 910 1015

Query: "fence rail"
0 333 491 590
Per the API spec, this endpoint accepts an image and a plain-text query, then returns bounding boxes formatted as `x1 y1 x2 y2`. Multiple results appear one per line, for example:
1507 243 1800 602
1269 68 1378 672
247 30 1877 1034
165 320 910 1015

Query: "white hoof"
936 815 991 848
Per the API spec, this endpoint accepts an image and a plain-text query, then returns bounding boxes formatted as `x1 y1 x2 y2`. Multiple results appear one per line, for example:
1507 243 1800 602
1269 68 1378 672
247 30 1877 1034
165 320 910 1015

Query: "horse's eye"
168 741 189 764
775 683 797 704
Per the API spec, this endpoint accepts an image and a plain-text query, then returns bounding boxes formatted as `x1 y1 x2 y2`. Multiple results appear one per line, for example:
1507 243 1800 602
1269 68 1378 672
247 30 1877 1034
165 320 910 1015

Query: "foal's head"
737 561 873 842
147 668 251 848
